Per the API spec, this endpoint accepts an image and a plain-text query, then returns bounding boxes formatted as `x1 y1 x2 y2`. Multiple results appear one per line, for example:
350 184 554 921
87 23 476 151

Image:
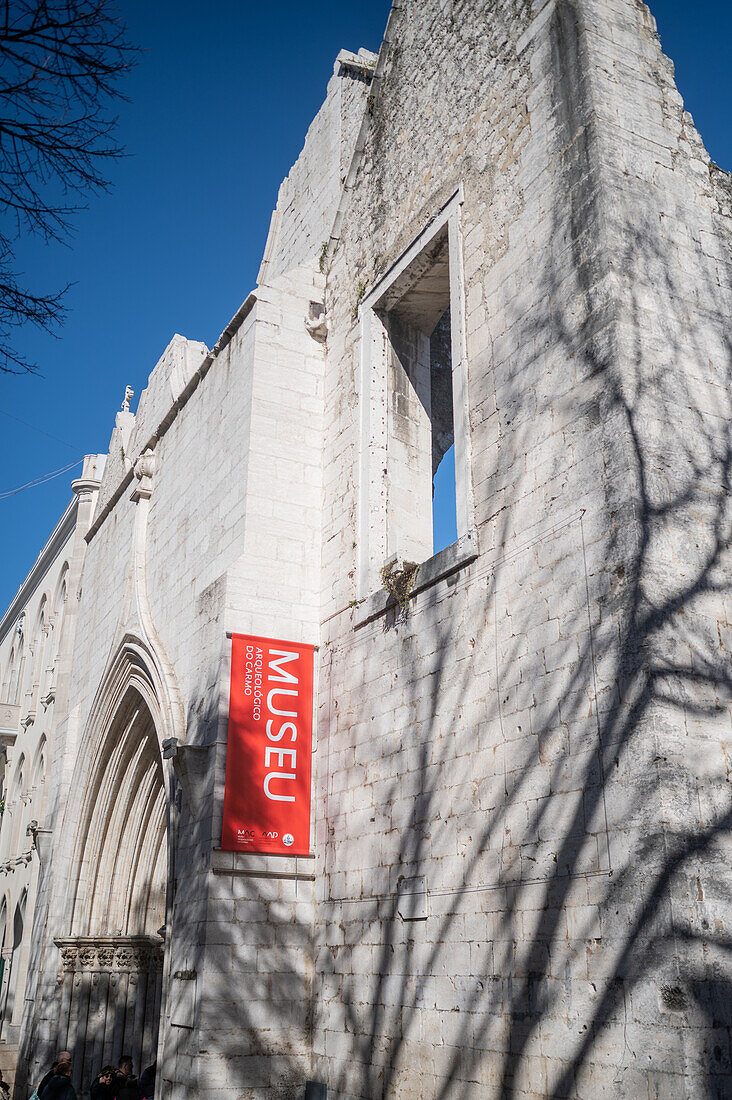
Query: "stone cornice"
54 935 164 974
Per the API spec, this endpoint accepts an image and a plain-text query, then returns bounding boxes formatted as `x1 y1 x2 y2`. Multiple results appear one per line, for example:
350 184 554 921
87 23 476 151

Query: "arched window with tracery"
3 891 27 1034
7 631 25 706
2 649 16 705
30 737 47 824
44 570 68 705
6 756 26 861
30 598 48 709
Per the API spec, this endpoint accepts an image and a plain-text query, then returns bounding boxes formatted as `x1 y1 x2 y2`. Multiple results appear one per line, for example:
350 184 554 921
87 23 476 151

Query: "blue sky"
0 0 729 610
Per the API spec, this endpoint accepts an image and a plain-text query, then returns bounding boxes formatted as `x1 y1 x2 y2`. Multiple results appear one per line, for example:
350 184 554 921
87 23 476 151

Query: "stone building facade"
0 457 105 1085
0 2 730 1097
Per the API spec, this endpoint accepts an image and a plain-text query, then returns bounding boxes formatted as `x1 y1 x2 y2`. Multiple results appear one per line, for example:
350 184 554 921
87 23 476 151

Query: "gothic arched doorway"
56 687 168 1093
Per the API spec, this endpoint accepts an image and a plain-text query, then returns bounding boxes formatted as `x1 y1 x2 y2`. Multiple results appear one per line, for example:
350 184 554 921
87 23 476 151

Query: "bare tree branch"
0 0 136 372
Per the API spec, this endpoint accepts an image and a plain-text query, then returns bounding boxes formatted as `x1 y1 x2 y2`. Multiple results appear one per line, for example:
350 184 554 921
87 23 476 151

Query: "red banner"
221 633 314 856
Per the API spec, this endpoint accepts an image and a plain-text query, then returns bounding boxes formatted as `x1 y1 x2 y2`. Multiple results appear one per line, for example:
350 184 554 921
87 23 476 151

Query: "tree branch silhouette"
0 0 136 373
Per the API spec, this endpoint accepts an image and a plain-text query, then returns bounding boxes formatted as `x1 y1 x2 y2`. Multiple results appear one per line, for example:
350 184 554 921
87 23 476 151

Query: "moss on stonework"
381 559 419 612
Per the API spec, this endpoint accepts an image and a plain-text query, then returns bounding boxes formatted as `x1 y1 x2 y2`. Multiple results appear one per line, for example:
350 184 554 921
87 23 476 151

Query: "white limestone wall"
9 4 730 1097
0 454 104 1087
259 51 376 284
183 264 326 1100
312 0 732 1096
223 267 326 643
18 256 328 1097
16 36 371 1091
0 535 73 1064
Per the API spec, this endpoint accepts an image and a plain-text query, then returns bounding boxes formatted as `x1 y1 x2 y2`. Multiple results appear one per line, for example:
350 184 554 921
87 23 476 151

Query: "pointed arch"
43 566 69 702
80 633 183 765
0 894 8 1033
0 892 9 951
51 564 69 616
31 596 49 687
1 647 15 703
53 633 178 1088
7 754 27 858
61 630 182 939
31 736 46 792
9 754 25 798
30 595 49 713
6 633 24 705
71 688 166 937
4 889 28 1030
30 736 48 825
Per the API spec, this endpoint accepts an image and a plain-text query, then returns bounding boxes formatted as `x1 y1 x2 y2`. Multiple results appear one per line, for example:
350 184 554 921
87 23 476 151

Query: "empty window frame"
357 188 474 598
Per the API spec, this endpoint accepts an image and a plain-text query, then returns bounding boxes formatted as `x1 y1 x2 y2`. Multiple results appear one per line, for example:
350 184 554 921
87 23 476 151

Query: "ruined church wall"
20 317 260 1090
314 0 732 1097
260 57 375 284
18 37 349 1089
567 5 732 1090
144 317 257 727
9 0 731 1096
63 321 253 744
24 258 330 1096
0 501 81 1077
11 467 108 1095
191 264 327 1100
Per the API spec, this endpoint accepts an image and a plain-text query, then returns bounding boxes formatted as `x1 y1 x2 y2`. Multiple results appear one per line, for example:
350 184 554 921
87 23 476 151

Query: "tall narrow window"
9 640 23 705
358 188 474 597
2 650 15 705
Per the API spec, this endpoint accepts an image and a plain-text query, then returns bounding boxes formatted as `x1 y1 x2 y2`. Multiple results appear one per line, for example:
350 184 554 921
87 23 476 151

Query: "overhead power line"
0 459 82 501
0 408 78 451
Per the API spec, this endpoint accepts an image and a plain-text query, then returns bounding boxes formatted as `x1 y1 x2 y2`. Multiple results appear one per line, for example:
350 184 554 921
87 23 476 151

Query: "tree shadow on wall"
334 20 728 1100
314 199 731 1100
195 3 732 1097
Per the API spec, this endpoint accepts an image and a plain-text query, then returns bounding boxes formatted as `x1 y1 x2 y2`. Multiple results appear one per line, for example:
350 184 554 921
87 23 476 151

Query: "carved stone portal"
53 935 163 1095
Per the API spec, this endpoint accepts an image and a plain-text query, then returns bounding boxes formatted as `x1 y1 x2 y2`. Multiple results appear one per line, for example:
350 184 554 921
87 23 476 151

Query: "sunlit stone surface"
1 8 730 1097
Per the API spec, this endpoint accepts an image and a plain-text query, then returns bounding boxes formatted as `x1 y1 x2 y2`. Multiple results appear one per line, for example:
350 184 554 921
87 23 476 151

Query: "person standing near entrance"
36 1052 72 1096
90 1067 116 1100
33 1052 72 1099
138 1062 155 1100
113 1057 141 1100
39 1061 76 1100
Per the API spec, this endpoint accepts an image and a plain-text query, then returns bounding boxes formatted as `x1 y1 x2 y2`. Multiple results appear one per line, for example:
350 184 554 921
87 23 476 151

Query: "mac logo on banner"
221 633 315 857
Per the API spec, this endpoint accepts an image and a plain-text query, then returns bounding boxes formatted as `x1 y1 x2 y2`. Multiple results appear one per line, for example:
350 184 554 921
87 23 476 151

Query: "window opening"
433 443 457 552
430 308 457 553
358 189 473 596
2 650 15 704
5 892 26 1031
379 239 456 561
11 646 23 705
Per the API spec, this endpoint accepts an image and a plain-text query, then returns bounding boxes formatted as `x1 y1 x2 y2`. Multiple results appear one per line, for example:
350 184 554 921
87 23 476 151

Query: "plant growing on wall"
380 558 419 613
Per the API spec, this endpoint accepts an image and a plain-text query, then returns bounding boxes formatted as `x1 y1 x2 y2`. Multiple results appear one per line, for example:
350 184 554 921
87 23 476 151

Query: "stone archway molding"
81 632 183 770
67 629 179 942
55 634 177 1095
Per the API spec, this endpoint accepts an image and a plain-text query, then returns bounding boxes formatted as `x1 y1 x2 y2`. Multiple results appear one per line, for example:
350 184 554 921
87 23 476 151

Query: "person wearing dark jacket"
37 1052 72 1097
39 1062 76 1100
138 1062 155 1100
113 1057 141 1100
90 1066 115 1100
